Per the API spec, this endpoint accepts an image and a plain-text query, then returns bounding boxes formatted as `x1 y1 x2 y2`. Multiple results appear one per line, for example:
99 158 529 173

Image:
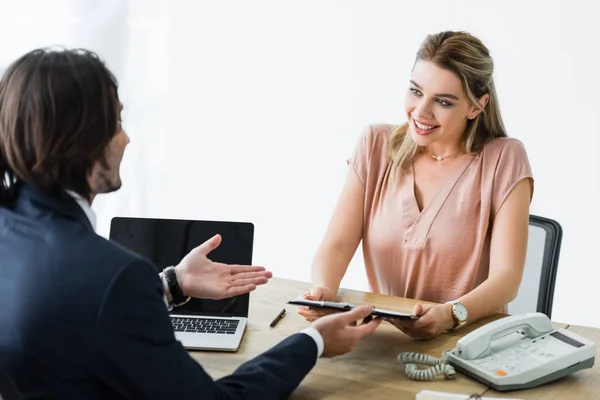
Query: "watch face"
454 303 468 321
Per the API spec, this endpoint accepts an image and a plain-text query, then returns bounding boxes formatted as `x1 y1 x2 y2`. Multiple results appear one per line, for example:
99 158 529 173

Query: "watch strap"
163 266 190 306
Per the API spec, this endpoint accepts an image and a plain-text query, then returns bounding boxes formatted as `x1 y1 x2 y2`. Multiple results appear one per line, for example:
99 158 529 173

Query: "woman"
298 31 533 340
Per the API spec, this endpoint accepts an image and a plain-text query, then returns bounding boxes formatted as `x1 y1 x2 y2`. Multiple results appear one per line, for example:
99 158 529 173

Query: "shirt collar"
65 190 96 231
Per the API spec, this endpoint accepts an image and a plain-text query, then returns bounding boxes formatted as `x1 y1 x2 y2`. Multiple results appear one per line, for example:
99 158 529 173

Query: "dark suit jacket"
0 185 317 399
0 366 23 400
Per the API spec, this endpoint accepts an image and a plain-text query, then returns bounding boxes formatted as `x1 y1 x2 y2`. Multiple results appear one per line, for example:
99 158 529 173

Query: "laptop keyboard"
171 317 239 334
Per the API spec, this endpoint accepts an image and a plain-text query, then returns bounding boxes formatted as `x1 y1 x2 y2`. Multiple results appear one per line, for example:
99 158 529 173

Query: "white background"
1 0 598 327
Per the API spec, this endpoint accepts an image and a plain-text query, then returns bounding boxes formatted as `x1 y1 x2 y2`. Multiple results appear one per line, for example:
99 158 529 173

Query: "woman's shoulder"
358 123 401 150
350 124 400 178
481 137 528 159
368 123 400 139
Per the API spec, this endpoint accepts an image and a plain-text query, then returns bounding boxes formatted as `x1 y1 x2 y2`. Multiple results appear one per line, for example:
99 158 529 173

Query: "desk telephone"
398 313 596 391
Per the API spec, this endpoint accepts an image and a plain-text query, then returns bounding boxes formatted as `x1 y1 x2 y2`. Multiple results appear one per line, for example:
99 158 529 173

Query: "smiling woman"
389 31 508 183
299 31 534 341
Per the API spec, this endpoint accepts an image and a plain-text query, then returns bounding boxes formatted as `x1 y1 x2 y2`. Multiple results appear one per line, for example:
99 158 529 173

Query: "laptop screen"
109 217 253 317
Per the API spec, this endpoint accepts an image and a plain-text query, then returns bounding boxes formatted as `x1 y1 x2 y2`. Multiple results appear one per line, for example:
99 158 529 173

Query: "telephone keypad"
467 338 559 377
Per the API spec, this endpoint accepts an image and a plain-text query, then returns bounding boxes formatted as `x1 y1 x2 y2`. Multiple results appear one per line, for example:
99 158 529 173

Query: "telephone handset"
454 313 554 361
398 313 596 392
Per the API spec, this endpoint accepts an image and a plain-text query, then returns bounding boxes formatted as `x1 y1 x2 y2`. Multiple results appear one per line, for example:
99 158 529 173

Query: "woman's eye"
436 99 452 107
409 88 422 96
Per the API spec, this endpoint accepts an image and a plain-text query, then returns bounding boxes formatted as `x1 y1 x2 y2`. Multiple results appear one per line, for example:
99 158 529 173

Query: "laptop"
109 217 253 352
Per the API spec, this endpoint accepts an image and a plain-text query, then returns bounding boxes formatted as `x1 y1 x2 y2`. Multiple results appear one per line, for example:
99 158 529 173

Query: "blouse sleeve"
347 124 392 189
491 139 534 218
347 125 375 188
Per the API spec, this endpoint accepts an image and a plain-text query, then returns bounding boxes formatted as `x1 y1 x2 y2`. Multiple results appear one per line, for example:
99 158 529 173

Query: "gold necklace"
429 152 462 161
430 154 447 161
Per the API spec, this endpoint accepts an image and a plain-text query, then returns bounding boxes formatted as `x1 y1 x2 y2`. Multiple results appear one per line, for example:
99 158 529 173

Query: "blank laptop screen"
109 217 253 317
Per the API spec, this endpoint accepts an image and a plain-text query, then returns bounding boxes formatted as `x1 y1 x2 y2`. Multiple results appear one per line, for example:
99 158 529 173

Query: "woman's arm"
311 167 366 295
456 178 532 320
397 178 532 339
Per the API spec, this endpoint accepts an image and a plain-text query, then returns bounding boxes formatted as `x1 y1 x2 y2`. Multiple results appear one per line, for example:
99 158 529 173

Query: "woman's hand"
385 303 455 340
297 286 337 322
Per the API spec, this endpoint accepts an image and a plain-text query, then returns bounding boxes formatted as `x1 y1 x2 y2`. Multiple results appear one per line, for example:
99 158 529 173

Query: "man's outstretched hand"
171 234 272 300
311 305 381 357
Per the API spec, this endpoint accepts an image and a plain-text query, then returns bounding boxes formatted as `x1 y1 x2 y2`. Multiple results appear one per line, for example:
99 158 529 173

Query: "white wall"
2 1 599 327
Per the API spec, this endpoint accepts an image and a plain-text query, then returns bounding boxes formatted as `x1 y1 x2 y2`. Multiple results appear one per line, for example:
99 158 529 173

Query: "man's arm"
93 259 317 400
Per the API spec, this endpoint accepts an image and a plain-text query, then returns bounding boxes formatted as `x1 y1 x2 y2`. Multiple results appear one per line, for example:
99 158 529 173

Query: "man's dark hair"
0 48 120 205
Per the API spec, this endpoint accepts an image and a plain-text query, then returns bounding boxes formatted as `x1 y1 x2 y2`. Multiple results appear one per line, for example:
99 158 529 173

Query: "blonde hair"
388 31 507 183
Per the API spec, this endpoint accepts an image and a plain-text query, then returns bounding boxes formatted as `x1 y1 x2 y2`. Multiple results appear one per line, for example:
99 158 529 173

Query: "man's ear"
467 93 490 120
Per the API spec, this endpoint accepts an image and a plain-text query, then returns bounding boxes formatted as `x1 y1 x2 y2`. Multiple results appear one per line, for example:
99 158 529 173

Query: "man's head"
0 48 129 205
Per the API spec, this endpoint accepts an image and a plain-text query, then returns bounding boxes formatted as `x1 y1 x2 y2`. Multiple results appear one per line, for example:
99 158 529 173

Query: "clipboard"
288 299 419 320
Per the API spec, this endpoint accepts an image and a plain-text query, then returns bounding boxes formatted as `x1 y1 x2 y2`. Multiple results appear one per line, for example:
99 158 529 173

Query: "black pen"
269 308 287 328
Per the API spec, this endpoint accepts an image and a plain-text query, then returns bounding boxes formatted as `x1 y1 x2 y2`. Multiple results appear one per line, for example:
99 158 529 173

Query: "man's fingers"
336 305 373 325
228 265 267 274
230 271 272 281
230 277 269 287
196 234 222 255
352 318 381 338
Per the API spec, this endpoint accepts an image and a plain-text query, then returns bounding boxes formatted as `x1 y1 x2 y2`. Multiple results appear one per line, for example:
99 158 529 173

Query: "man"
0 48 380 399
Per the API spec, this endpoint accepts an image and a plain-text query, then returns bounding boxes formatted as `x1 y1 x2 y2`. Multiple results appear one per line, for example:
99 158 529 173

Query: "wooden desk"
189 278 598 399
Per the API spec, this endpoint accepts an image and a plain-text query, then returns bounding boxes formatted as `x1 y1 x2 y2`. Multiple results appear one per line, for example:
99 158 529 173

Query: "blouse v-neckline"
400 155 476 246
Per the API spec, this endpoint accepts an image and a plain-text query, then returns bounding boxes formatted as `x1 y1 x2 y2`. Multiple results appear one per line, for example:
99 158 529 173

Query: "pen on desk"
269 308 287 328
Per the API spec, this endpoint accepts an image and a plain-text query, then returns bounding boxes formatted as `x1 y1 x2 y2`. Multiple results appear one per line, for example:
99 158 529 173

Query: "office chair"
507 215 563 319
0 367 23 400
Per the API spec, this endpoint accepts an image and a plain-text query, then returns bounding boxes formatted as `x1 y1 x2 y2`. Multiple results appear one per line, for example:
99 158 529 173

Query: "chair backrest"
507 214 563 318
0 366 23 400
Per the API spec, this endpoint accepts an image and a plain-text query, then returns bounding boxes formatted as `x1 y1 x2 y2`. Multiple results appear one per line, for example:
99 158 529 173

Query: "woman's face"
404 60 483 150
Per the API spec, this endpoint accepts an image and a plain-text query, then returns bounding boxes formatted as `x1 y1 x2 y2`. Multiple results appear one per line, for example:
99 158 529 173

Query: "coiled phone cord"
397 350 456 381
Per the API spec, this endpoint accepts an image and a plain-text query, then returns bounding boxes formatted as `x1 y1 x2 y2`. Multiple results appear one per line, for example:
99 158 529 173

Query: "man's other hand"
173 234 272 300
311 305 381 357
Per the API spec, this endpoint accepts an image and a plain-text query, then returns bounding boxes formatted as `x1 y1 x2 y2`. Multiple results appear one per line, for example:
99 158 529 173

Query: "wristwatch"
446 300 468 329
163 266 190 307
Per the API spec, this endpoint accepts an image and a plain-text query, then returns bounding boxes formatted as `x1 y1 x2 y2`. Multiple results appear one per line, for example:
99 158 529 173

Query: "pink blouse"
348 124 534 306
